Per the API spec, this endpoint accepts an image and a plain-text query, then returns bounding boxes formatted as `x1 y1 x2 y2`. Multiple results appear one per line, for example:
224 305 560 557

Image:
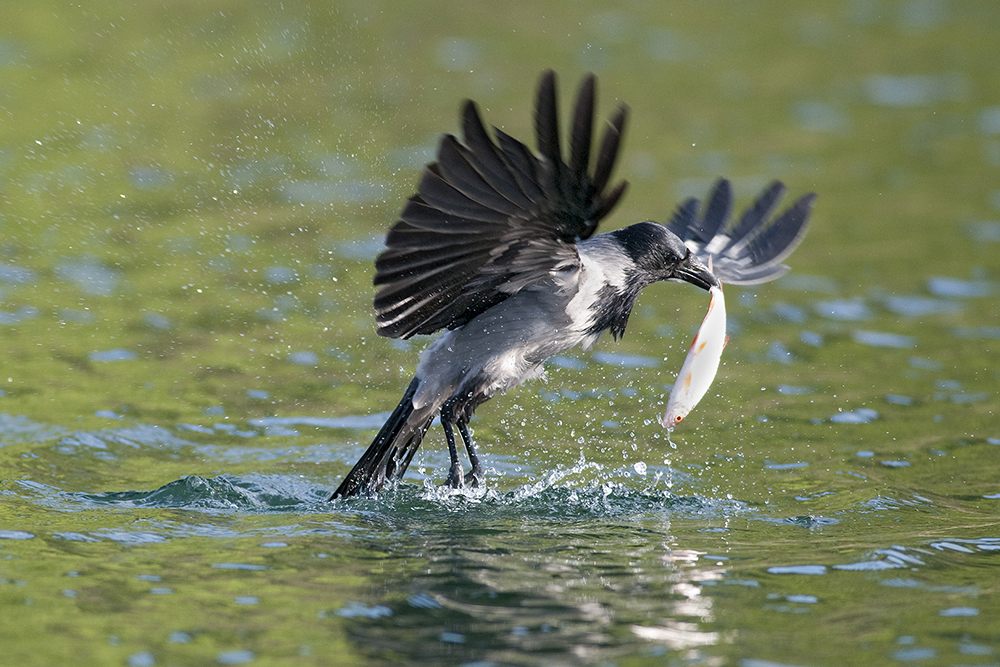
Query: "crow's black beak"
674 255 720 291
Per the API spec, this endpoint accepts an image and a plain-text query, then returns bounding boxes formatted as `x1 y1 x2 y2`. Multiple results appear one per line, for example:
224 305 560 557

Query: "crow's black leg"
442 421 464 488
458 421 483 487
440 403 464 489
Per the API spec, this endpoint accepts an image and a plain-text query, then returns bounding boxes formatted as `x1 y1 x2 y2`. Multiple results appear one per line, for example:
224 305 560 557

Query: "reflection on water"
6 440 1000 664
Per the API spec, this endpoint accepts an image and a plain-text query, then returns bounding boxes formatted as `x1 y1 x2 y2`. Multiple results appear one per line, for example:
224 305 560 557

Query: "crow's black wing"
373 70 629 339
666 178 815 285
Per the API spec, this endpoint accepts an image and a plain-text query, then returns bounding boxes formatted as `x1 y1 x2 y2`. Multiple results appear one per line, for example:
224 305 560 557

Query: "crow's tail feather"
329 377 435 499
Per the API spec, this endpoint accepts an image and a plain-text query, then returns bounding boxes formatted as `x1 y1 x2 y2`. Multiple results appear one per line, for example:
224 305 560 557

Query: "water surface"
2 1 999 665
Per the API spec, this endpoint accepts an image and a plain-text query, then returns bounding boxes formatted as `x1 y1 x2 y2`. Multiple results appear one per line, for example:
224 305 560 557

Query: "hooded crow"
330 70 814 499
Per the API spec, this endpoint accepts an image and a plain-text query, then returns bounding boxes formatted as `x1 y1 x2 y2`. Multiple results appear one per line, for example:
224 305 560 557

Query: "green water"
2 1 999 665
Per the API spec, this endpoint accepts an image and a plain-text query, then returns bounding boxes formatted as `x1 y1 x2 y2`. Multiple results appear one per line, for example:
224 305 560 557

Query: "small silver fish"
662 285 728 430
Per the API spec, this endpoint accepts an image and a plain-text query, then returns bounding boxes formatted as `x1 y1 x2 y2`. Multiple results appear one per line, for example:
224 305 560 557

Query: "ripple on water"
767 565 828 575
883 295 961 317
852 330 916 348
0 306 39 324
799 330 824 346
764 462 808 470
548 355 588 370
74 474 314 513
772 302 808 322
279 179 385 205
335 236 385 260
125 652 155 667
51 532 101 543
967 220 1000 242
264 266 298 284
326 463 744 525
953 325 1000 339
927 276 993 298
51 424 193 454
212 563 269 571
248 414 390 430
216 650 255 665
940 607 979 617
781 515 840 529
287 350 319 366
793 100 849 133
19 467 754 542
777 273 838 293
766 341 794 364
909 356 943 371
814 297 872 321
0 263 37 284
335 601 393 619
834 560 901 572
864 74 967 107
0 530 34 540
54 258 121 296
89 349 138 362
93 531 169 544
829 408 879 424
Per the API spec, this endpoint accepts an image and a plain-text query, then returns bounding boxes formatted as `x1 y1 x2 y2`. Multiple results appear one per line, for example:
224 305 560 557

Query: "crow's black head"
612 222 719 290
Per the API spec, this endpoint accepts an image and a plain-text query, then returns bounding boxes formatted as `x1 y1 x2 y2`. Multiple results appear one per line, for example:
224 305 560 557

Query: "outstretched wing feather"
696 178 733 244
664 178 815 286
458 101 536 211
567 74 595 190
591 106 628 207
734 193 815 269
721 181 785 253
373 70 629 339
435 135 523 217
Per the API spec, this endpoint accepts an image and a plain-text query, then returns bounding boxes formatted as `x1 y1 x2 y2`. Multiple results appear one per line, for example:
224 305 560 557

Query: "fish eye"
674 415 683 424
